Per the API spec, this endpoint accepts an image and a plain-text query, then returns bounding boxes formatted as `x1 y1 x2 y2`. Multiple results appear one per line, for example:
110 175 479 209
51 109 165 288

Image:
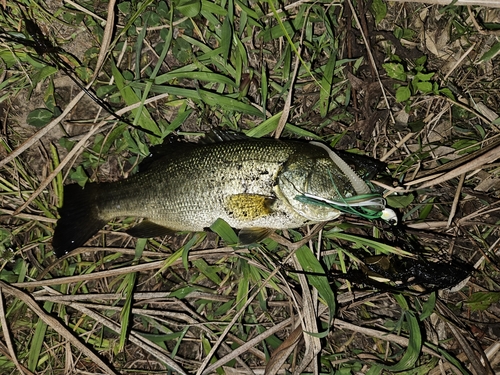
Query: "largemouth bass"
52 133 395 256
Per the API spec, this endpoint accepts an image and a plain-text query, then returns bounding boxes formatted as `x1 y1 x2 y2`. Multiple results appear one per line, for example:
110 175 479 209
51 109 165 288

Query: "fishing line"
0 10 159 138
291 167 396 222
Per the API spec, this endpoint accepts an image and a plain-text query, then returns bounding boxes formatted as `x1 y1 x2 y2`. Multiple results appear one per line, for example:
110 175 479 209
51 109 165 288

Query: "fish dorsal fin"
238 227 274 245
139 136 197 172
126 220 176 238
226 194 275 221
140 130 249 171
200 129 249 144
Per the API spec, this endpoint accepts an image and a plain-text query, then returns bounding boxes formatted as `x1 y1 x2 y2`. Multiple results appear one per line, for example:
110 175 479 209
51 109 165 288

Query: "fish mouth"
275 176 342 222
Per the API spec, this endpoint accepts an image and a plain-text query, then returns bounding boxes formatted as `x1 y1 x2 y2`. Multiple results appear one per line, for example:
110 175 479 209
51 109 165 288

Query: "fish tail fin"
52 183 107 257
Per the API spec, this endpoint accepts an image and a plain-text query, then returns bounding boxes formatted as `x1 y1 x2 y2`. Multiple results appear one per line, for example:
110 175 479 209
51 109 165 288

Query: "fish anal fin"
226 194 275 221
238 227 274 245
126 220 176 238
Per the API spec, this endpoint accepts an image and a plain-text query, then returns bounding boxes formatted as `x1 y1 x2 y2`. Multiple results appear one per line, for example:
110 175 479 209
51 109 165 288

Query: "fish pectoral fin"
127 220 176 238
238 227 274 245
226 194 275 221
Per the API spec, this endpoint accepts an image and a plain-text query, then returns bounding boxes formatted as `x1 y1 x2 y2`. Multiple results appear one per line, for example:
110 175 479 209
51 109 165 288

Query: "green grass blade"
111 62 161 138
266 0 324 94
236 259 250 311
295 245 335 329
261 64 268 114
221 16 233 63
50 143 63 209
28 301 52 371
197 89 263 117
385 310 422 371
319 51 336 118
326 232 413 257
210 218 239 245
181 232 206 270
420 292 437 320
245 111 322 138
118 272 137 352
155 71 236 87
192 259 223 285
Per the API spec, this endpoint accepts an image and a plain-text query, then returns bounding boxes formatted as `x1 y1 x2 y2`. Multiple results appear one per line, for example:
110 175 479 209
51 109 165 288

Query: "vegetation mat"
0 0 499 374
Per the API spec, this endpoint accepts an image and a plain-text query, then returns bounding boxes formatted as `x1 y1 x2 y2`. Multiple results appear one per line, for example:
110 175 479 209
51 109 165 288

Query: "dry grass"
0 0 500 374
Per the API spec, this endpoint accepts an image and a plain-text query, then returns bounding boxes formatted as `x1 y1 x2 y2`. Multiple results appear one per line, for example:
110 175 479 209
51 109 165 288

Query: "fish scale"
104 140 306 230
52 136 389 256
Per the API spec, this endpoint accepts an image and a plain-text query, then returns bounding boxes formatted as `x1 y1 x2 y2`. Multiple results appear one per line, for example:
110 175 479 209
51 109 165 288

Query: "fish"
52 132 396 256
